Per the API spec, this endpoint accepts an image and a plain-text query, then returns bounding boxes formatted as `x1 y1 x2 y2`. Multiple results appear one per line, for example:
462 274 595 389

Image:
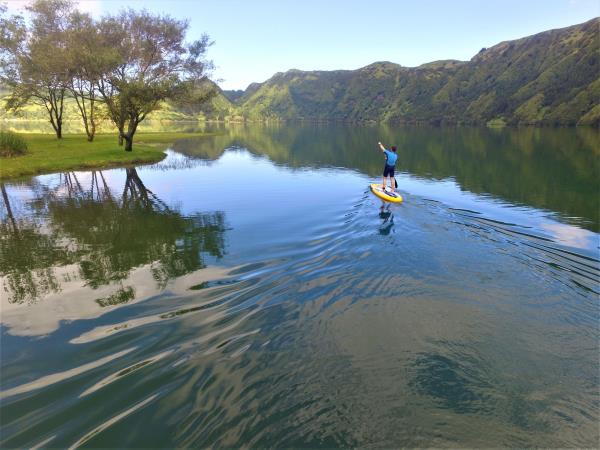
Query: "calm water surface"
1 125 598 447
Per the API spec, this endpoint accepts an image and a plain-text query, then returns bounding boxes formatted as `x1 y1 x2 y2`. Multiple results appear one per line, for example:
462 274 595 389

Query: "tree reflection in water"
1 182 67 304
0 168 226 306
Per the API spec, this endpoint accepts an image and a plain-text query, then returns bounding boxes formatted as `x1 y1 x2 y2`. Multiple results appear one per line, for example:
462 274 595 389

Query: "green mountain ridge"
230 18 599 125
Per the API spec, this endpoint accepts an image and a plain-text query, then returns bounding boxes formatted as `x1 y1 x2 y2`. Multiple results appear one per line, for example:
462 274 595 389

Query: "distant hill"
235 18 599 126
221 89 245 103
0 80 242 132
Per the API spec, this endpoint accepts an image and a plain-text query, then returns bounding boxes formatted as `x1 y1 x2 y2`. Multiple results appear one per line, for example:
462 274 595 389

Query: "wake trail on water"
2 189 598 448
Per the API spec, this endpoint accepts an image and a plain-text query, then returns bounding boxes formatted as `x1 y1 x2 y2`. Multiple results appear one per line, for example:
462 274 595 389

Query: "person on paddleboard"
378 141 397 192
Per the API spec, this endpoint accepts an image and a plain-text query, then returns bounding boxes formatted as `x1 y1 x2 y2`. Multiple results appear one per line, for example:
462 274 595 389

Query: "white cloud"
541 222 596 249
3 0 29 12
74 0 103 16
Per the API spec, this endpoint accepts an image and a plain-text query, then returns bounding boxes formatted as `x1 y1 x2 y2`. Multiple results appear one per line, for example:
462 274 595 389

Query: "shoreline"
2 118 598 130
0 132 214 181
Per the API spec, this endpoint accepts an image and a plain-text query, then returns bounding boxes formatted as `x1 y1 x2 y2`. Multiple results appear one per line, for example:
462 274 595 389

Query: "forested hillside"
235 18 599 125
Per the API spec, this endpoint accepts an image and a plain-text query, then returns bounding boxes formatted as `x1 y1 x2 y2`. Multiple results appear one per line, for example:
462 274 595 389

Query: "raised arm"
378 142 386 152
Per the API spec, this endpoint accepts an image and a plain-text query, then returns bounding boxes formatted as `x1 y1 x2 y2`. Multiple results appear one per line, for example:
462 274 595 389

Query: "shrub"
0 131 28 157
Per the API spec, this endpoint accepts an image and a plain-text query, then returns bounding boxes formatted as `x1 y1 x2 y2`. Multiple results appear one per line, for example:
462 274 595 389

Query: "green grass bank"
0 132 210 180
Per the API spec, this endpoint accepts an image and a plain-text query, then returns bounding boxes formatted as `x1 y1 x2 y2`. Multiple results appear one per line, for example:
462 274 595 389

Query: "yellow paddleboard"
370 184 403 203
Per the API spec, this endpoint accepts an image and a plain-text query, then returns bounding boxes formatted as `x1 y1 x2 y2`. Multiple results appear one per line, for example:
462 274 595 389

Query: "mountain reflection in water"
173 124 599 231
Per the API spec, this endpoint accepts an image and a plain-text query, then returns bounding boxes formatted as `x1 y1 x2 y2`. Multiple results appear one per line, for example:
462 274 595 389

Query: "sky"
5 0 600 90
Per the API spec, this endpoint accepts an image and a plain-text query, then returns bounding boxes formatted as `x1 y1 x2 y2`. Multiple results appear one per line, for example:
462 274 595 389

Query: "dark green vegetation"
0 0 214 148
210 18 598 125
0 131 27 157
0 132 211 179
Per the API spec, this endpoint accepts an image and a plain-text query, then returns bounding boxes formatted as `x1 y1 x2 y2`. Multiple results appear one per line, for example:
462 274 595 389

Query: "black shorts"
383 164 395 177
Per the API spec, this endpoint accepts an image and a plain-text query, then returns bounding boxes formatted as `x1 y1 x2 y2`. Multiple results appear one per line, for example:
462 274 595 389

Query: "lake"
1 124 598 447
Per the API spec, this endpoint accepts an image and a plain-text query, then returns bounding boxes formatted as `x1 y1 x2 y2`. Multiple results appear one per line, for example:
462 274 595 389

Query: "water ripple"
1 182 598 448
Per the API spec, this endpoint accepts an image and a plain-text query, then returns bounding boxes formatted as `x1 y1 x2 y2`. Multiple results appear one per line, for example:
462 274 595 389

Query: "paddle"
382 178 398 192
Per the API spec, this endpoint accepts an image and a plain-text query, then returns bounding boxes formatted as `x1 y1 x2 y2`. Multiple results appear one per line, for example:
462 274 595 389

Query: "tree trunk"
88 97 96 142
72 87 95 142
88 114 96 142
123 117 139 152
124 134 133 151
1 183 18 235
85 116 94 141
83 122 90 140
118 122 125 146
48 110 62 139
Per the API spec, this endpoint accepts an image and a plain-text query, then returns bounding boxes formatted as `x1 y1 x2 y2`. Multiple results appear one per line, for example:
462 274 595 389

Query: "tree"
1 0 73 139
97 9 215 151
65 11 105 141
0 5 26 80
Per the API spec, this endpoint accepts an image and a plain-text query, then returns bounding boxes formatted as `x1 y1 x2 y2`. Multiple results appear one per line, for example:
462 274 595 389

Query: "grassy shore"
0 132 210 180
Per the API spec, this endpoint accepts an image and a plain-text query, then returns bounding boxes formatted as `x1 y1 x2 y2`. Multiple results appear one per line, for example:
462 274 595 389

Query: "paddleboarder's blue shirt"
383 149 397 166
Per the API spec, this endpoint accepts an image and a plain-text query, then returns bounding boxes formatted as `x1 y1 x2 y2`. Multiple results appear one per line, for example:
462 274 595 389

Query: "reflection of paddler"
379 203 394 235
379 203 392 221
